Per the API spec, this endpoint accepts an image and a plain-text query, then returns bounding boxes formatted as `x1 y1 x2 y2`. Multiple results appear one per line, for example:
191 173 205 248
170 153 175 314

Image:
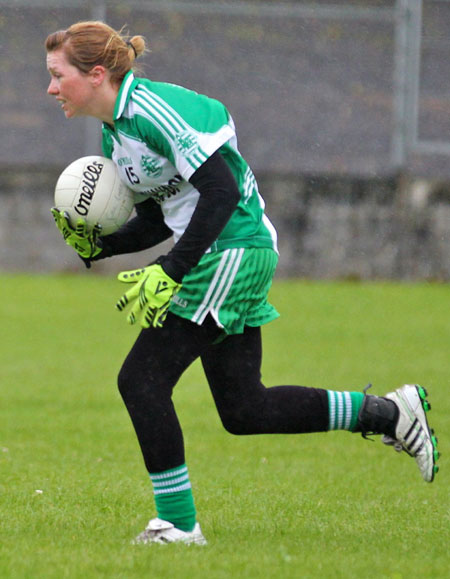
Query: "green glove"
116 264 182 328
51 208 103 261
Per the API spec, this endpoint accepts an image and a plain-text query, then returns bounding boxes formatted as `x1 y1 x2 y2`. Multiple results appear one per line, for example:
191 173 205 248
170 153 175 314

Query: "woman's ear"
89 65 107 87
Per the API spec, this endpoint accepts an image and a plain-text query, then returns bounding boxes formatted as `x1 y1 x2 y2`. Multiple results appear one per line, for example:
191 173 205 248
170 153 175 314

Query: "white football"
54 155 134 235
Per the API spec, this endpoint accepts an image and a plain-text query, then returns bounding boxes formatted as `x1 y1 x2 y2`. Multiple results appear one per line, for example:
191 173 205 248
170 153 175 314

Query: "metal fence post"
391 0 410 170
84 1 107 156
405 0 423 149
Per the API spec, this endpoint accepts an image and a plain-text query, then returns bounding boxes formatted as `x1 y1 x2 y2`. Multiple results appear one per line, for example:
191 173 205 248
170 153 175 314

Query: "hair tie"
127 40 137 59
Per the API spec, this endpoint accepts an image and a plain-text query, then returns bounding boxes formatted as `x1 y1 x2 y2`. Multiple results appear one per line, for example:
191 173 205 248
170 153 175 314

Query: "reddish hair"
45 21 146 83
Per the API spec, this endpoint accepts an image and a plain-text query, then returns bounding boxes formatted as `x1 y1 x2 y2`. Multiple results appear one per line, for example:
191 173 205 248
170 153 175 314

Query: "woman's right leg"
117 312 220 472
117 312 220 536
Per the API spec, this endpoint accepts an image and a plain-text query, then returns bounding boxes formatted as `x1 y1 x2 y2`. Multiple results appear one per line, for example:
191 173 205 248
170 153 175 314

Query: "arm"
157 150 240 282
92 196 173 260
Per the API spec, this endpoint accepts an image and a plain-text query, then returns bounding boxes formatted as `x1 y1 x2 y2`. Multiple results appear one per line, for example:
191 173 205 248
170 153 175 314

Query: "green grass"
0 274 448 578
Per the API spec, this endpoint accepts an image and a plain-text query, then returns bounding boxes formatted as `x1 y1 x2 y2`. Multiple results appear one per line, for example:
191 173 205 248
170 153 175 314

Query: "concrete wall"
260 173 450 280
1 166 449 281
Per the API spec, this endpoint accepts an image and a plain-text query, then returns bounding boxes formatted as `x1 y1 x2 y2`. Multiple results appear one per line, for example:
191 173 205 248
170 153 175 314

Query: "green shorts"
169 247 279 335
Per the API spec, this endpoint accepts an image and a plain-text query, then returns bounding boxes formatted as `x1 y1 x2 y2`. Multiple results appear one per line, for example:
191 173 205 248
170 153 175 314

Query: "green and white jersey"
102 71 278 253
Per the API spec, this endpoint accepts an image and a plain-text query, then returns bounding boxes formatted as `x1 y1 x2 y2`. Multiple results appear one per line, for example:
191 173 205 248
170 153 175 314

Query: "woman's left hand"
116 264 182 328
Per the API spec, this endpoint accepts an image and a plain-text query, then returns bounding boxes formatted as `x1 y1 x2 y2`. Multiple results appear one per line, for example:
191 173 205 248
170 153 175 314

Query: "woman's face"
47 49 95 119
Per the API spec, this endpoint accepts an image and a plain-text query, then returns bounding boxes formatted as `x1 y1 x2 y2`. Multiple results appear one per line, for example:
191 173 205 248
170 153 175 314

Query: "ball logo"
75 161 104 216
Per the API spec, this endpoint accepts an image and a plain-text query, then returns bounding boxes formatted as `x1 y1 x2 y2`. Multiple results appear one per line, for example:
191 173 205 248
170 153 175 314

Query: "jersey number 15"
124 166 140 185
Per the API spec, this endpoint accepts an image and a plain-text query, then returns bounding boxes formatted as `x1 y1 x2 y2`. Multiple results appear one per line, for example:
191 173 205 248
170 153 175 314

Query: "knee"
117 361 133 400
117 358 175 406
117 358 147 402
213 386 267 436
218 409 252 436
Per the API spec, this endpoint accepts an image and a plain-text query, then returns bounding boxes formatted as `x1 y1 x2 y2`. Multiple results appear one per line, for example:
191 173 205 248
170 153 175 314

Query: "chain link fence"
0 1 449 278
1 0 450 177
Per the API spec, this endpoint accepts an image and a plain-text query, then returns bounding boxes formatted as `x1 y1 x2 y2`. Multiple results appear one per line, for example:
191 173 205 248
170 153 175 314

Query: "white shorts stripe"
192 249 243 325
210 248 245 325
191 250 233 324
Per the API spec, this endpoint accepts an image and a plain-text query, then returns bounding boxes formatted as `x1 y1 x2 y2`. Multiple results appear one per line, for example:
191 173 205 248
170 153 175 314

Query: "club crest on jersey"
140 154 163 178
175 131 198 156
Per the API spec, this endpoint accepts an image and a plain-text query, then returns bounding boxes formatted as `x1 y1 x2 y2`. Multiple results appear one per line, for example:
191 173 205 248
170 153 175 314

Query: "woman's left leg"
201 325 330 435
201 325 400 444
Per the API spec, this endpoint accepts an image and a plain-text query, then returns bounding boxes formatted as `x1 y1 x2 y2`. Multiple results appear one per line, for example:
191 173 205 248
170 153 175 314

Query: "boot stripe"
412 439 425 455
406 428 423 452
405 418 419 442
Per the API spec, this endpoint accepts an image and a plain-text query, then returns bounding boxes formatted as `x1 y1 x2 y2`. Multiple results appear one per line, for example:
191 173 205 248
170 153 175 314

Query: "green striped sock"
327 391 364 432
149 464 196 532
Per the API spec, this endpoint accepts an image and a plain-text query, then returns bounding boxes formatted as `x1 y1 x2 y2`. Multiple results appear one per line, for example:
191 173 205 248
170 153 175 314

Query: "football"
54 155 134 235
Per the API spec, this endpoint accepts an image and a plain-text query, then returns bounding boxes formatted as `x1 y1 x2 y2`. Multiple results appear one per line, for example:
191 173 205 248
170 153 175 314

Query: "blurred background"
0 0 449 279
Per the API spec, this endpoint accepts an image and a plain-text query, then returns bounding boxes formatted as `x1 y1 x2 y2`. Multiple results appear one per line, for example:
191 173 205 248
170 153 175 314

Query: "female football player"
46 21 438 545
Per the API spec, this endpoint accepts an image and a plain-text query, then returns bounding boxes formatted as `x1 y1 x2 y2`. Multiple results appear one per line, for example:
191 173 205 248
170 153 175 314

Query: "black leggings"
118 312 329 473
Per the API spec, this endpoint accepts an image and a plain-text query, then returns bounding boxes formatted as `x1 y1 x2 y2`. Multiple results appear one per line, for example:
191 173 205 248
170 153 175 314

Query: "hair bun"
127 40 137 59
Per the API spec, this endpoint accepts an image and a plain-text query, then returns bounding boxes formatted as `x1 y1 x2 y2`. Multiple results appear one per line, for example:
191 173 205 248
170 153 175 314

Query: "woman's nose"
47 79 58 95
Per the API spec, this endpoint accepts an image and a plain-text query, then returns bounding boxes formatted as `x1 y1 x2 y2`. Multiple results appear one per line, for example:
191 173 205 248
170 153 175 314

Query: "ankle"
355 395 399 438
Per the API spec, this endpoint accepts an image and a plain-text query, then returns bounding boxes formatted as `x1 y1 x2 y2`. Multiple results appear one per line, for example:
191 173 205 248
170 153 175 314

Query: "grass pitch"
0 274 448 578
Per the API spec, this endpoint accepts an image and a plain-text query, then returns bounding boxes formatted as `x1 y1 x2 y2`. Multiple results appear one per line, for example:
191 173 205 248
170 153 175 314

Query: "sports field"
1 274 448 578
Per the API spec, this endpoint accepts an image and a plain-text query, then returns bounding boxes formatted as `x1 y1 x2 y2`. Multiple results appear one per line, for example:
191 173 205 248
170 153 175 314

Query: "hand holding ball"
54 156 134 235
